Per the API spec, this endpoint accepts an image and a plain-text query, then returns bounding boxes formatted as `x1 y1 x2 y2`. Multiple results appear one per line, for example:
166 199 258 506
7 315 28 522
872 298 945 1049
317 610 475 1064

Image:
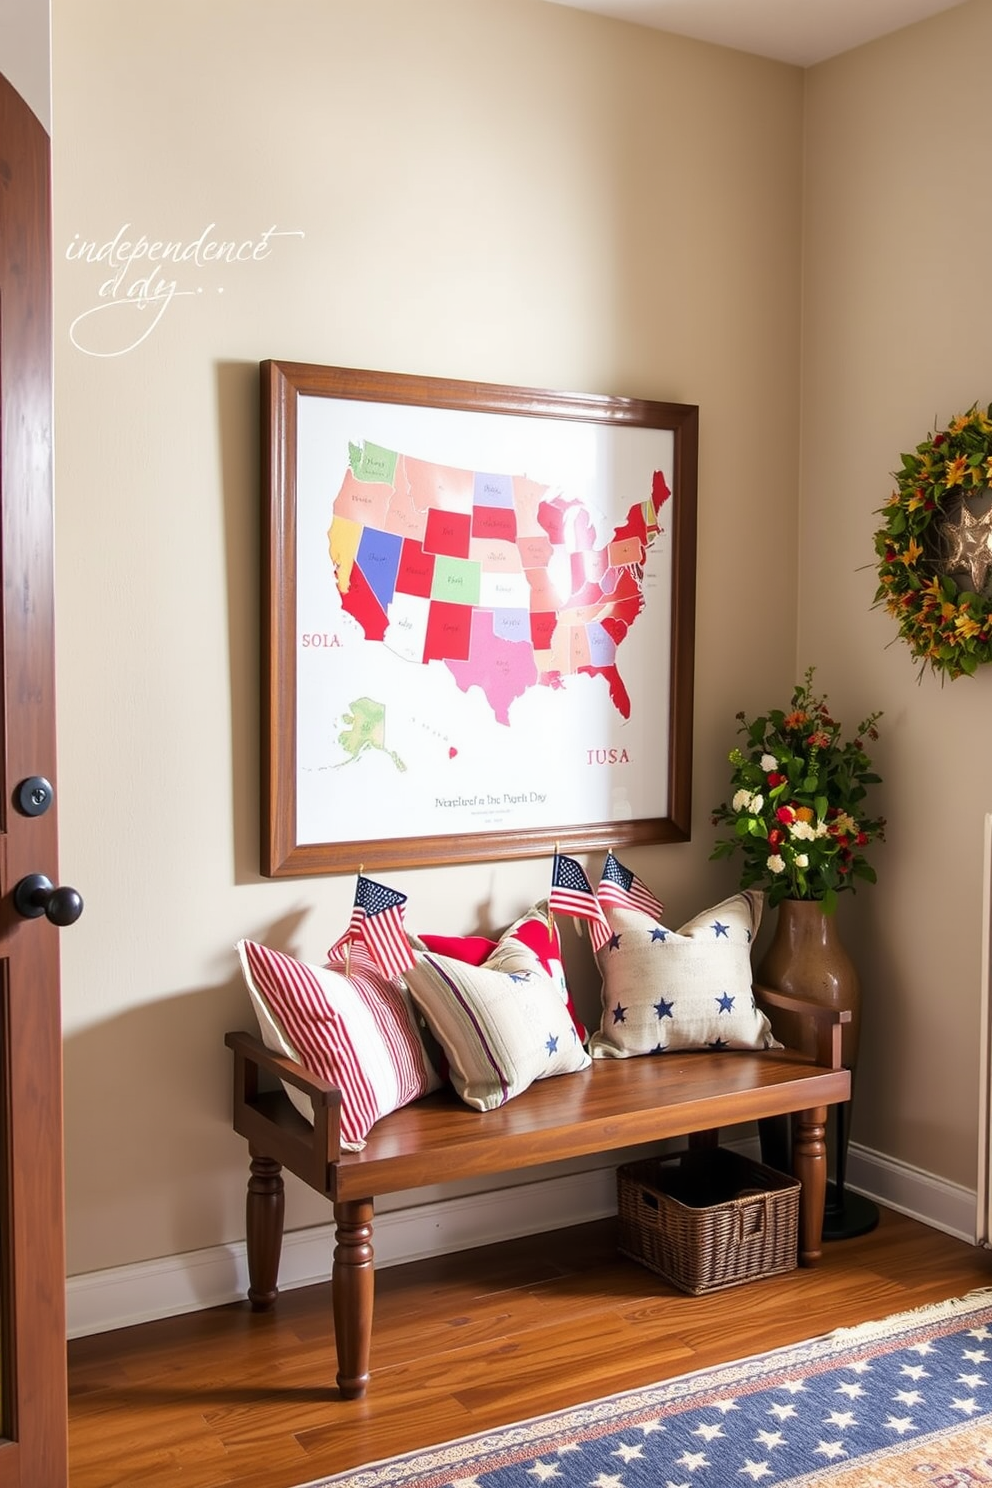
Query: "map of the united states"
327 441 670 727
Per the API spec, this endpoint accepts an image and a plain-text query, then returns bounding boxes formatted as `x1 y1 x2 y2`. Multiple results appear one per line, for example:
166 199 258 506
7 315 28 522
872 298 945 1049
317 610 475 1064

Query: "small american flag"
335 874 415 980
550 852 611 952
597 851 665 921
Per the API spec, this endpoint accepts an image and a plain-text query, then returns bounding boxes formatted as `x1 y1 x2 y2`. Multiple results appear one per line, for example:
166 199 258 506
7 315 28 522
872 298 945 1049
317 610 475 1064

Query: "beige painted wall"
50 0 804 1276
801 0 992 1189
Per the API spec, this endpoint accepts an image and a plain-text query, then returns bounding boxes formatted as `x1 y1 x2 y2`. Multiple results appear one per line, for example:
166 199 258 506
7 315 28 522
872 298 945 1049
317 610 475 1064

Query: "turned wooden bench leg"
246 1150 285 1310
792 1105 828 1266
333 1198 375 1400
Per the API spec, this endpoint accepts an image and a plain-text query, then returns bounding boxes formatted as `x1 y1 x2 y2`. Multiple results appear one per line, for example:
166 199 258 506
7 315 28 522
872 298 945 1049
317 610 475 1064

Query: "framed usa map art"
260 361 698 877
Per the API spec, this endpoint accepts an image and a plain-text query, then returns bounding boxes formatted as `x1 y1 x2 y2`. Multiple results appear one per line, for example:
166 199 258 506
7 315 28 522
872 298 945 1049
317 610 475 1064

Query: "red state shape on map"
395 539 435 599
613 503 648 548
424 600 472 663
446 611 538 726
424 507 472 559
652 469 671 516
339 560 389 642
577 663 632 719
600 588 644 646
471 505 517 542
537 497 596 549
530 610 557 651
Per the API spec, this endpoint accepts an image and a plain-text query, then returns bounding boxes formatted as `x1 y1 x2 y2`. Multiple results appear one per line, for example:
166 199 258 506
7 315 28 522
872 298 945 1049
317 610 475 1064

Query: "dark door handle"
13 874 83 926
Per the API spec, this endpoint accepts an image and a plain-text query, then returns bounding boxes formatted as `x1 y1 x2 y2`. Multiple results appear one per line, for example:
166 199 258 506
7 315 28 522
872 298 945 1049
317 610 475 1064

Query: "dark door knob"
13 874 84 926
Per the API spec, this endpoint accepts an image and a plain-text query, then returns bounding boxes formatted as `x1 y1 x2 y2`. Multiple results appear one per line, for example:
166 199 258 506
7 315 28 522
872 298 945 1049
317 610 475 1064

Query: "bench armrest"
225 1029 339 1102
753 985 851 1070
224 1030 343 1184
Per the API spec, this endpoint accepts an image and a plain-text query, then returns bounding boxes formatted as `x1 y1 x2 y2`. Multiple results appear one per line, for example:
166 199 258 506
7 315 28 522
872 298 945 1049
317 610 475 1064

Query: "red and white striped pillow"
236 938 441 1150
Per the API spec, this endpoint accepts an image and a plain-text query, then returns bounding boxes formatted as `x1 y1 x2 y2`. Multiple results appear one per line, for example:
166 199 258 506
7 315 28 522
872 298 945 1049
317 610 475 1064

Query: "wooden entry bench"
224 986 850 1400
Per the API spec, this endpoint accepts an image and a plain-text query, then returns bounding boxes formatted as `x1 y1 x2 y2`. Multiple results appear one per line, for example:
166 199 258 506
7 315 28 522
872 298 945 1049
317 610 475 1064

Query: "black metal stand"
822 1098 879 1242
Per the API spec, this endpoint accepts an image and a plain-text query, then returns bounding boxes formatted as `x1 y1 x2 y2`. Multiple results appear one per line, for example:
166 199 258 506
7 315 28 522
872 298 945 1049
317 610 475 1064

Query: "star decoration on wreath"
941 499 992 593
873 403 992 680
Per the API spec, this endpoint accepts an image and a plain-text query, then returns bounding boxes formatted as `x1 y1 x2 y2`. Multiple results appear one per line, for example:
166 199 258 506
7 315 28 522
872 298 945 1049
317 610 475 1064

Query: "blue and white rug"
307 1289 992 1486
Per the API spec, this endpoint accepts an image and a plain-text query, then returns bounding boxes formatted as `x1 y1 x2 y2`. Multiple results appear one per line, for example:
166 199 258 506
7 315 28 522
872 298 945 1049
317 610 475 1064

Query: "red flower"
767 772 786 787
776 806 795 824
933 432 946 447
806 730 831 749
768 829 783 847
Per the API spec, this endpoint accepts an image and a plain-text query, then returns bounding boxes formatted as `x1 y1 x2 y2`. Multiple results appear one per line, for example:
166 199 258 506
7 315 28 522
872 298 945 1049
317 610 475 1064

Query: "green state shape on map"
336 697 407 772
348 441 398 484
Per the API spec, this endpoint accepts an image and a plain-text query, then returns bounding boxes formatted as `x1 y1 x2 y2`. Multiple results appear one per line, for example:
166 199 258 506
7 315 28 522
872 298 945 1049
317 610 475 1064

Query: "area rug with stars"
307 1289 992 1487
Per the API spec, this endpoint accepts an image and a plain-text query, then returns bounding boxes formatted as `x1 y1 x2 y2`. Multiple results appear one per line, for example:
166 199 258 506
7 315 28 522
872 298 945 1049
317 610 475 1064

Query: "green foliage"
710 668 885 910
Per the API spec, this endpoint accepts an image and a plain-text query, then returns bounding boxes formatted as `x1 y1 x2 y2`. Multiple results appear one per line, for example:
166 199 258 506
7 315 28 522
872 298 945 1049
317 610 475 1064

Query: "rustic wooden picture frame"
261 360 698 877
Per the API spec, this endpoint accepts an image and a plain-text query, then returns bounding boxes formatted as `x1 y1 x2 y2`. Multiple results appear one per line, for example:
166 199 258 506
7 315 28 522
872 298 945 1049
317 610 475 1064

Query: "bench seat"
225 985 850 1399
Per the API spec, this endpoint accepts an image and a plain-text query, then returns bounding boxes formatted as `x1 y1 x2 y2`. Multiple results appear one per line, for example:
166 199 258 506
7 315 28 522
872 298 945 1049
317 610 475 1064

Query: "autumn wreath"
873 404 992 679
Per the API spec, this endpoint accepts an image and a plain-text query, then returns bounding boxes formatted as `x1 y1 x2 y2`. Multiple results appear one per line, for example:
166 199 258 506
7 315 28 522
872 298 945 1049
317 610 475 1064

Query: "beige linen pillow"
404 946 591 1110
589 890 779 1058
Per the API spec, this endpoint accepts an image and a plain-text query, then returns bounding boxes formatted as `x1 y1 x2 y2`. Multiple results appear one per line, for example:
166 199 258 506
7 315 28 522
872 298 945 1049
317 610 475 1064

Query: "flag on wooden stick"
550 851 611 952
331 874 415 980
597 851 665 922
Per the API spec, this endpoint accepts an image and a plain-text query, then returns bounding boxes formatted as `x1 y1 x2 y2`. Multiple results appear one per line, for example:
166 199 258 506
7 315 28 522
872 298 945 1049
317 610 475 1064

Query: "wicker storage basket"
617 1148 800 1295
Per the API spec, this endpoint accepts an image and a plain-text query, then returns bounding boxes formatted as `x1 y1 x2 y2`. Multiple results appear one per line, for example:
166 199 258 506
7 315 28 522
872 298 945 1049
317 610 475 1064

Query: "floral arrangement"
711 669 885 913
873 404 992 680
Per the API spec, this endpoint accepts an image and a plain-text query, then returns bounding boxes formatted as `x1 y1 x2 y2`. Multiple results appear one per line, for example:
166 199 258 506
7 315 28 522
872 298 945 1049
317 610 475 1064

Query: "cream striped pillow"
403 949 590 1110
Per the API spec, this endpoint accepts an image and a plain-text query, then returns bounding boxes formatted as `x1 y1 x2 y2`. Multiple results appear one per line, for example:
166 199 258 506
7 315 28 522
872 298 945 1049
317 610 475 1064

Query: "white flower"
789 820 817 841
767 854 785 874
760 754 778 772
732 789 752 813
815 820 830 838
794 853 809 868
750 794 764 814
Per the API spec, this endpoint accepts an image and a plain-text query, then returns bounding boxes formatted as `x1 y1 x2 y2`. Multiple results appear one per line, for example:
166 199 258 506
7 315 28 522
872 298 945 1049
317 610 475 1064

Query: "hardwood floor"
67 1207 992 1488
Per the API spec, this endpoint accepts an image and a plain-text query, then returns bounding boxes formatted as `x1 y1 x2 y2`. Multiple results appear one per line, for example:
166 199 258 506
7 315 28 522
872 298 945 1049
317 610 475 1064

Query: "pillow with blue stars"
588 890 780 1058
403 941 591 1110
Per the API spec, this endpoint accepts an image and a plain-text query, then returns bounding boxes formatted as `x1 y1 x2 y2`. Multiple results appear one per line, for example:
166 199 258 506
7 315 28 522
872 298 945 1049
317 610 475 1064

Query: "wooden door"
0 67 71 1487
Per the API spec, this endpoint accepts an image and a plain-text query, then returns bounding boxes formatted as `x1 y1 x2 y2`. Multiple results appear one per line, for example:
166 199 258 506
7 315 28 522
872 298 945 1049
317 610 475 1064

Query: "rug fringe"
827 1284 992 1343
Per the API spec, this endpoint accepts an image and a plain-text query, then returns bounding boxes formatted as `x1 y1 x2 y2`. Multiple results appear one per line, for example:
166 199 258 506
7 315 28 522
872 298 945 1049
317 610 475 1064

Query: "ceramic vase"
756 897 860 1071
756 897 877 1238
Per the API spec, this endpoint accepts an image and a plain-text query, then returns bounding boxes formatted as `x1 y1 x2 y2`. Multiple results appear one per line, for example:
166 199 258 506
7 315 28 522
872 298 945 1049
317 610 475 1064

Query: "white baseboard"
66 1164 618 1339
843 1142 977 1243
65 1142 978 1340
